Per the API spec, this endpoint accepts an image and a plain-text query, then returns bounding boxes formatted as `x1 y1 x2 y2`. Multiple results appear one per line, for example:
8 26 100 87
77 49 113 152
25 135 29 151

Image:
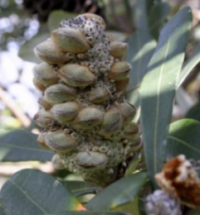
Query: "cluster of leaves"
1 0 200 215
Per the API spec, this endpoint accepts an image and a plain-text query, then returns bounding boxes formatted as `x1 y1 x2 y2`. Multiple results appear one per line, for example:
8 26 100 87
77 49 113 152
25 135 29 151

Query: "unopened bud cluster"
33 13 141 186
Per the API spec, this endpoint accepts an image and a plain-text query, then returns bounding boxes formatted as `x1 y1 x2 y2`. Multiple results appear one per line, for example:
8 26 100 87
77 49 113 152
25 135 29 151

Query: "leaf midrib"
153 39 171 173
167 135 200 154
9 178 48 214
136 33 141 83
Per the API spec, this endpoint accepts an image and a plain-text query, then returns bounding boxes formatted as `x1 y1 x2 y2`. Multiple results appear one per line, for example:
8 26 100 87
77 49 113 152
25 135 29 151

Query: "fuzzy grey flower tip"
145 190 182 215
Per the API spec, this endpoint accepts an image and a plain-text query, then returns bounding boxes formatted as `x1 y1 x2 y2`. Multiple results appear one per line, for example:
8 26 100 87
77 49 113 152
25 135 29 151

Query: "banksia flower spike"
33 13 141 186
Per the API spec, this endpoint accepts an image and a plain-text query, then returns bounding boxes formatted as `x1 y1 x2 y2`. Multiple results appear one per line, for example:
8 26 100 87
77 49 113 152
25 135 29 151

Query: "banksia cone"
33 13 140 186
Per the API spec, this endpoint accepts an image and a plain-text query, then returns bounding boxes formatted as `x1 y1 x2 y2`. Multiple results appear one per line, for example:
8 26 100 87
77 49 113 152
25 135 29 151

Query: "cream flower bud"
34 109 54 128
115 78 130 92
59 64 95 87
88 86 109 104
124 122 139 139
52 154 65 170
108 61 132 81
75 151 108 168
34 38 69 64
50 101 80 125
44 84 77 104
117 102 136 124
38 97 52 110
73 107 104 129
99 106 122 137
37 132 50 149
33 62 59 86
45 130 79 153
110 42 127 59
33 77 46 92
52 28 90 53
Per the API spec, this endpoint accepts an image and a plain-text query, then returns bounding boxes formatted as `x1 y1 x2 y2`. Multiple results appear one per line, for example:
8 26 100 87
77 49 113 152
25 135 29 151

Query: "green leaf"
189 207 200 215
146 0 156 14
177 42 200 88
62 181 101 197
114 197 140 215
123 0 134 28
48 10 77 31
185 100 200 121
166 119 200 159
0 208 6 215
0 130 53 161
18 33 49 63
0 129 10 136
140 7 192 186
86 172 147 210
37 212 132 215
125 157 141 176
127 30 157 88
134 0 149 31
107 31 127 42
149 2 170 39
0 169 85 215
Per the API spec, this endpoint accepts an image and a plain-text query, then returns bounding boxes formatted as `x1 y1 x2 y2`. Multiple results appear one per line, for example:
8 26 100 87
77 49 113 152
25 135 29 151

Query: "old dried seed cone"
155 155 200 208
33 13 141 186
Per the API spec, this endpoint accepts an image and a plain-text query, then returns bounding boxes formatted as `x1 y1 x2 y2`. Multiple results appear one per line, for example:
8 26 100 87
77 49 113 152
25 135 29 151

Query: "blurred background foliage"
1 0 200 190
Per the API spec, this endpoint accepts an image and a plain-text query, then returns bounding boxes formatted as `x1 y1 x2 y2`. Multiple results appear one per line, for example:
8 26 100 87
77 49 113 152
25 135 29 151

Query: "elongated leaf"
19 33 49 63
0 130 53 161
177 42 200 88
86 172 147 210
185 101 200 121
134 0 149 31
123 0 134 27
0 208 6 215
114 197 140 215
189 207 200 215
146 0 155 14
0 169 85 215
62 181 101 197
37 212 132 215
149 2 170 39
125 157 141 176
48 10 77 31
166 119 200 159
0 128 10 136
127 30 157 88
140 7 192 186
